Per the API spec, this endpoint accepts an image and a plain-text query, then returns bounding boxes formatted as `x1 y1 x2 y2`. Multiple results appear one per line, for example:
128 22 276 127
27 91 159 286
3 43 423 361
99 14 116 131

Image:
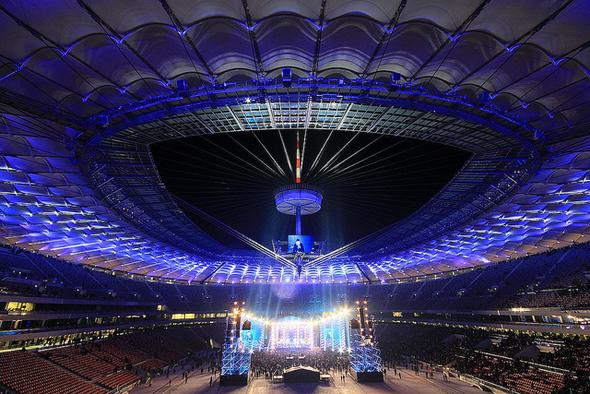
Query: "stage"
221 300 384 386
240 308 352 352
132 365 484 394
283 366 321 383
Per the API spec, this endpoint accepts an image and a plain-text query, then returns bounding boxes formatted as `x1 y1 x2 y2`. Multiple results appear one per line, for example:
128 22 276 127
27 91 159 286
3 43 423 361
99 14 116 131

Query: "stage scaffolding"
220 301 251 385
221 342 251 376
349 332 382 373
349 299 383 381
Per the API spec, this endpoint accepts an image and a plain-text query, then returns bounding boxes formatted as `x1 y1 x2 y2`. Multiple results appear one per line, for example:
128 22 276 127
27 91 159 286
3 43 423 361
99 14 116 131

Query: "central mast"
274 131 323 271
295 131 302 234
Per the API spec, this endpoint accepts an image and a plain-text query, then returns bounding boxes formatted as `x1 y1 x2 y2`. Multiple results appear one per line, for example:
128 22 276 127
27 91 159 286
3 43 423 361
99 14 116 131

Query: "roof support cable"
173 195 296 269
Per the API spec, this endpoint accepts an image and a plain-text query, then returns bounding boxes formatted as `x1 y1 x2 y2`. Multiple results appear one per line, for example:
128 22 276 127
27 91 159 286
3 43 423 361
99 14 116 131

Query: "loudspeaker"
282 68 292 87
176 79 188 91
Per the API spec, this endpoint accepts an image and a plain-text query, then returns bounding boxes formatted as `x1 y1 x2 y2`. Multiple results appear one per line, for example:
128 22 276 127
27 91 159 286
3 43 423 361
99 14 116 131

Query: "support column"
295 206 302 235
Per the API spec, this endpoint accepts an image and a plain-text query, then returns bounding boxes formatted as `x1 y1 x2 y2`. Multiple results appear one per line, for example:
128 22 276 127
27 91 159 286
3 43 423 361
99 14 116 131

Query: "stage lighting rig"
221 301 250 386
349 298 383 382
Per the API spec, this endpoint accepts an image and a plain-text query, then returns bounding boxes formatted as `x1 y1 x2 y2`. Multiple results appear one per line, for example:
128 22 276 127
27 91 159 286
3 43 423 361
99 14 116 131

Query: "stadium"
0 0 589 393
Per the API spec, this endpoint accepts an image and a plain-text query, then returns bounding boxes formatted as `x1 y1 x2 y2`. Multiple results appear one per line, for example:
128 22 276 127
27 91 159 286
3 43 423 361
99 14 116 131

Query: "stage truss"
349 299 383 379
221 342 251 377
349 332 383 374
221 301 251 384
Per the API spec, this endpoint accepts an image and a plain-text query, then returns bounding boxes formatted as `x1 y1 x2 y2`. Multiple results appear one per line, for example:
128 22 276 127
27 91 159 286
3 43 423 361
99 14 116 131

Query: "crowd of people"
151 350 220 389
249 349 349 379
377 324 590 394
507 280 590 309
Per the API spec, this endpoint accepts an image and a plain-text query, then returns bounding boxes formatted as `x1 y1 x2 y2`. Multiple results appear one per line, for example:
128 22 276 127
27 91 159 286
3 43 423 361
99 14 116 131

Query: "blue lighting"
0 72 585 283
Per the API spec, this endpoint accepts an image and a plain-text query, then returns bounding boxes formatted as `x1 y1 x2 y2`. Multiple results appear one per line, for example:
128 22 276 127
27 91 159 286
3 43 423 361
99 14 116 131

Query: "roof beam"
0 4 139 102
355 263 373 284
241 0 265 80
76 0 169 88
366 107 391 133
492 40 590 100
508 78 585 115
226 105 245 131
159 0 215 81
536 99 590 126
464 0 576 99
311 0 327 77
266 102 277 128
449 0 576 91
0 54 108 111
199 261 228 284
408 0 491 81
0 86 83 126
173 195 297 269
336 103 353 130
362 0 407 77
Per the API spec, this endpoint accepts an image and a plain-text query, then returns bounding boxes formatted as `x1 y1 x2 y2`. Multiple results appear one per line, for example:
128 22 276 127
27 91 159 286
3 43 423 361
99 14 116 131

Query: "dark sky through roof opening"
152 130 470 249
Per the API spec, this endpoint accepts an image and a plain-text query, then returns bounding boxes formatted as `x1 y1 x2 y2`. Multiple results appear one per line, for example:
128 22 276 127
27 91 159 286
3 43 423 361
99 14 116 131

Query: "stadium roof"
1 0 590 284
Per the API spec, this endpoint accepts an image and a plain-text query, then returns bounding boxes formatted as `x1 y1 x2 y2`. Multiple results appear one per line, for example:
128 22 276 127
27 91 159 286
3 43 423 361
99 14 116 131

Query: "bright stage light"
243 307 350 327
240 307 352 351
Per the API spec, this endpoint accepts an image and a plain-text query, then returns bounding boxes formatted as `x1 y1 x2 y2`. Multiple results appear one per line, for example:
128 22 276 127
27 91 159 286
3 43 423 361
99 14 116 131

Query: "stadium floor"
133 366 484 394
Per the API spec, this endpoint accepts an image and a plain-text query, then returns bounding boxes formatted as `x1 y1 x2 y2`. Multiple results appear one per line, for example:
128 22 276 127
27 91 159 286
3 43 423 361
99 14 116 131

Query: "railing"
473 350 570 375
458 373 513 394
273 183 323 195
